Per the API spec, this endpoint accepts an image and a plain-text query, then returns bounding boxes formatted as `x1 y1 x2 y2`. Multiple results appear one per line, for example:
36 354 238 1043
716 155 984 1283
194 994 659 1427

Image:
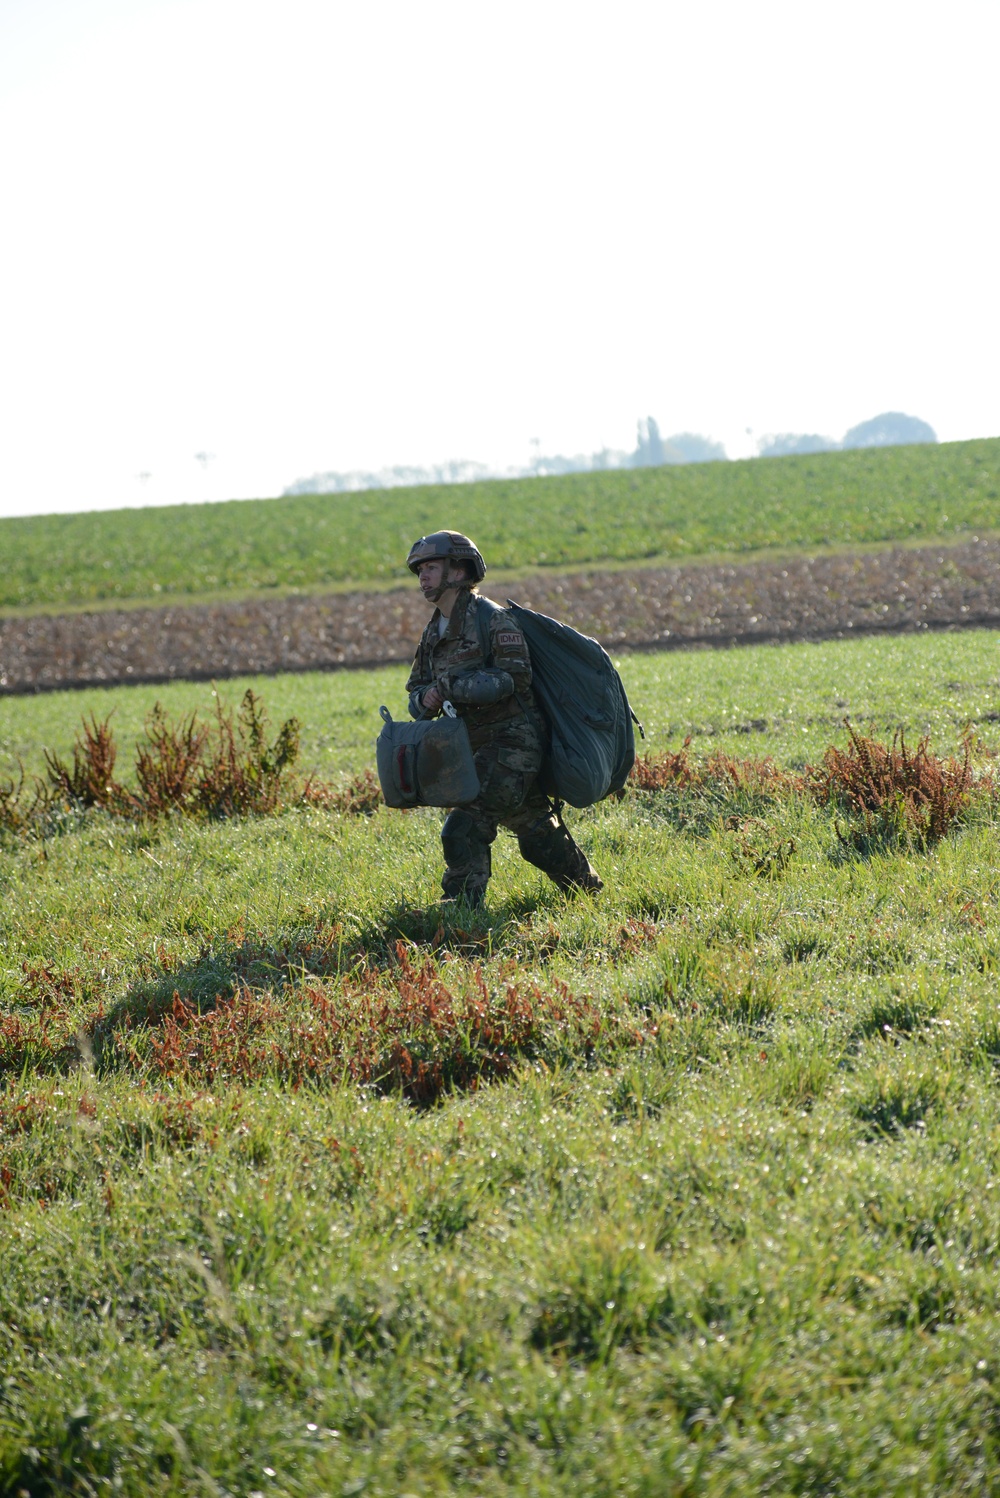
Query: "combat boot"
441 808 492 907
439 883 487 910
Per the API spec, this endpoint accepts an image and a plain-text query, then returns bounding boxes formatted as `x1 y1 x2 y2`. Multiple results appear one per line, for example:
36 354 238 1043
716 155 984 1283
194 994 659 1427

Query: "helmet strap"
424 565 474 606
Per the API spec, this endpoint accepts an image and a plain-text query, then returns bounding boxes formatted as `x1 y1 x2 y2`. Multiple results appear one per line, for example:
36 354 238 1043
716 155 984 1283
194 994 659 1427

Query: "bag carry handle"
396 744 415 799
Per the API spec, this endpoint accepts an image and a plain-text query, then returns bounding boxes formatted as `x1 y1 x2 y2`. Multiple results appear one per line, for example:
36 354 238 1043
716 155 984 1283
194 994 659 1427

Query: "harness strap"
472 593 504 663
472 595 532 723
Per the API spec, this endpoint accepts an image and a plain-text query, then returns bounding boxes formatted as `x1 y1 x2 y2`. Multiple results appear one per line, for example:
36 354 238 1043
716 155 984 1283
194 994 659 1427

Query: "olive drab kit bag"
475 597 643 809
376 705 481 808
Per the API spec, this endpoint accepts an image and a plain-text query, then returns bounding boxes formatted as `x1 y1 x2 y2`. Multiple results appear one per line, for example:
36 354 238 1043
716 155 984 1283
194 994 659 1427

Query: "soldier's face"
417 559 448 596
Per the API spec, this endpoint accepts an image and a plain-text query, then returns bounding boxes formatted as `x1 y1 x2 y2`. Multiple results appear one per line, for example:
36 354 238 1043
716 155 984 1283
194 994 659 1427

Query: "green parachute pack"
475 596 643 809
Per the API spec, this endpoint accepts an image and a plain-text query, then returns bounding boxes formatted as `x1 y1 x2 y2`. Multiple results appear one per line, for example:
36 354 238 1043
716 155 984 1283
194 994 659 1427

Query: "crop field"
2 437 999 613
5 631 1000 1493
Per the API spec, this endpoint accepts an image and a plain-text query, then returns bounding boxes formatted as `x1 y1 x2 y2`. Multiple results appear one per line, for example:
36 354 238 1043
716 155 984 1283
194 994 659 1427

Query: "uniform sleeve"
404 644 433 718
407 686 430 719
485 613 533 695
447 669 515 705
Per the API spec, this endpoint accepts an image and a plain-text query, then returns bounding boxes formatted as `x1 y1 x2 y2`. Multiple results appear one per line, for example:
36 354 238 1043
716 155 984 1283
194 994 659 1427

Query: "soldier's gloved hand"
408 686 432 718
448 669 515 706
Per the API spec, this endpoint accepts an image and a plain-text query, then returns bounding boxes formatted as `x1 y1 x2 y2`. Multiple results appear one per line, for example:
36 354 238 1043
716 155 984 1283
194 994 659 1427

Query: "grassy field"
3 627 1000 790
5 632 1000 1493
2 438 999 613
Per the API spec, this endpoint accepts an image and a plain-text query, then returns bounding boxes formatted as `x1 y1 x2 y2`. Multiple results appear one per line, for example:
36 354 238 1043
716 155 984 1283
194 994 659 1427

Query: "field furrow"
5 536 1000 693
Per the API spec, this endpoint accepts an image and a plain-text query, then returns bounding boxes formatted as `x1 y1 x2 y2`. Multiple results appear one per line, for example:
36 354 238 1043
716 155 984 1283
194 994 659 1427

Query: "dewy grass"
7 631 1000 1491
105 944 645 1104
5 684 989 855
0 436 998 610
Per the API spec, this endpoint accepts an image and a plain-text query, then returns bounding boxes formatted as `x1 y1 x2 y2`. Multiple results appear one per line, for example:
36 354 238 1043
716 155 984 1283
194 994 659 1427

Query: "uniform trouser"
439 718 600 903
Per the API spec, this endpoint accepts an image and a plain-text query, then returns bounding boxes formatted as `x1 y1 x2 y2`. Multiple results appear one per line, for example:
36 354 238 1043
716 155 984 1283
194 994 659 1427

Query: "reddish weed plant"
814 722 980 846
630 725 988 848
134 704 209 814
119 942 648 1105
0 765 51 836
629 740 804 797
628 738 701 791
44 714 136 814
19 961 83 1008
4 690 385 833
190 689 301 818
0 1009 85 1079
34 690 302 823
301 767 383 816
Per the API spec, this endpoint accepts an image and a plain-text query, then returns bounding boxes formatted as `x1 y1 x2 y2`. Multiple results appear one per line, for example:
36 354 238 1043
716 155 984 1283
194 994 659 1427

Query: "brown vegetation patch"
813 722 981 847
630 724 989 849
113 943 648 1105
19 960 85 1008
300 767 383 816
1 691 352 834
629 739 806 797
0 1009 83 1078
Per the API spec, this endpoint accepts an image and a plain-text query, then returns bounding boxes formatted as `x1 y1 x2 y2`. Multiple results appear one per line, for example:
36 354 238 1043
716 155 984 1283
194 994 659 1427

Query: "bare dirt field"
4 538 1000 694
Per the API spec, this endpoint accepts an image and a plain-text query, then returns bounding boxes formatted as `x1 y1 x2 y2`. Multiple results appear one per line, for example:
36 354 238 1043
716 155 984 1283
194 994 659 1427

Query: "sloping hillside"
2 438 998 613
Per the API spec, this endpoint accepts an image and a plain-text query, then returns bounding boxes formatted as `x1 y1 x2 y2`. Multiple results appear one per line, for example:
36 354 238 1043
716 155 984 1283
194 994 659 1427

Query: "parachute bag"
376 706 481 808
475 597 643 809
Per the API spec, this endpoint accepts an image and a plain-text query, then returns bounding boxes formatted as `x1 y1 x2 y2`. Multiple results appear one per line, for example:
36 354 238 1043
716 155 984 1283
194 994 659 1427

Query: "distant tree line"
282 411 936 496
631 418 727 468
758 412 937 458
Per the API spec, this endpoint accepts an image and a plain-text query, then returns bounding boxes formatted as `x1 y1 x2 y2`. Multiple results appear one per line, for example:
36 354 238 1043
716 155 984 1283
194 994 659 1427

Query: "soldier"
405 530 602 907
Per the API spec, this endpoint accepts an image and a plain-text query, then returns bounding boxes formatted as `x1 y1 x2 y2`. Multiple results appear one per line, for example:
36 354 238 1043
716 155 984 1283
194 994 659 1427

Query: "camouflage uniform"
405 587 600 904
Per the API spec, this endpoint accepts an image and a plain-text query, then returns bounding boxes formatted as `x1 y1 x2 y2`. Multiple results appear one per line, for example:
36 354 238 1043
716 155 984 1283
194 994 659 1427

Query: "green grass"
4 627 1000 787
5 633 1000 1492
2 437 999 612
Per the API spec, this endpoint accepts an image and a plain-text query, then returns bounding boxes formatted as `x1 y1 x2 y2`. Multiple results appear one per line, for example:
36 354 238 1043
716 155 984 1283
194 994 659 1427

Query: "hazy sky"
1 0 998 518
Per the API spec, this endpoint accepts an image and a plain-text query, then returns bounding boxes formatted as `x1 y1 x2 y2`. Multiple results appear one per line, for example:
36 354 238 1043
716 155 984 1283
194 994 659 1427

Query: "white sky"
1 0 998 518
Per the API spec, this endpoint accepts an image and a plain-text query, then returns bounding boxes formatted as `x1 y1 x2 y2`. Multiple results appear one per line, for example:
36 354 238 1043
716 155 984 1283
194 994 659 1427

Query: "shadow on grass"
824 826 914 866
86 901 640 1104
357 894 555 961
90 894 557 1064
90 922 354 1064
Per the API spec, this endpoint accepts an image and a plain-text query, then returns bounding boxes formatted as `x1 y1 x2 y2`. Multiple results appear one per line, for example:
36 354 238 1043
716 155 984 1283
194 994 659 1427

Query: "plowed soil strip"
4 539 1000 694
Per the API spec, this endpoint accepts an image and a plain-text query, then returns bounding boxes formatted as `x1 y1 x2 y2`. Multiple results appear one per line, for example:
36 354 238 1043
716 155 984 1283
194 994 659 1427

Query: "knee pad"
441 808 488 867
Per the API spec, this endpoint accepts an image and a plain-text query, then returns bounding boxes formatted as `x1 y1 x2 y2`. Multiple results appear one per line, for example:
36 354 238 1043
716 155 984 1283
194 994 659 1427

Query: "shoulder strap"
472 594 506 666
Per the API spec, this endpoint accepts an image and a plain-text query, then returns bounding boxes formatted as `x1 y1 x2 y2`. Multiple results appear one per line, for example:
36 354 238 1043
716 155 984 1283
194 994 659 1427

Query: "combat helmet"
406 531 486 584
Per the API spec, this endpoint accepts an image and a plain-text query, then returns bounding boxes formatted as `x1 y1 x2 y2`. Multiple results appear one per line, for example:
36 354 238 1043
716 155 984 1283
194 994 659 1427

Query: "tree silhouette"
633 416 665 467
841 413 936 449
758 433 838 458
